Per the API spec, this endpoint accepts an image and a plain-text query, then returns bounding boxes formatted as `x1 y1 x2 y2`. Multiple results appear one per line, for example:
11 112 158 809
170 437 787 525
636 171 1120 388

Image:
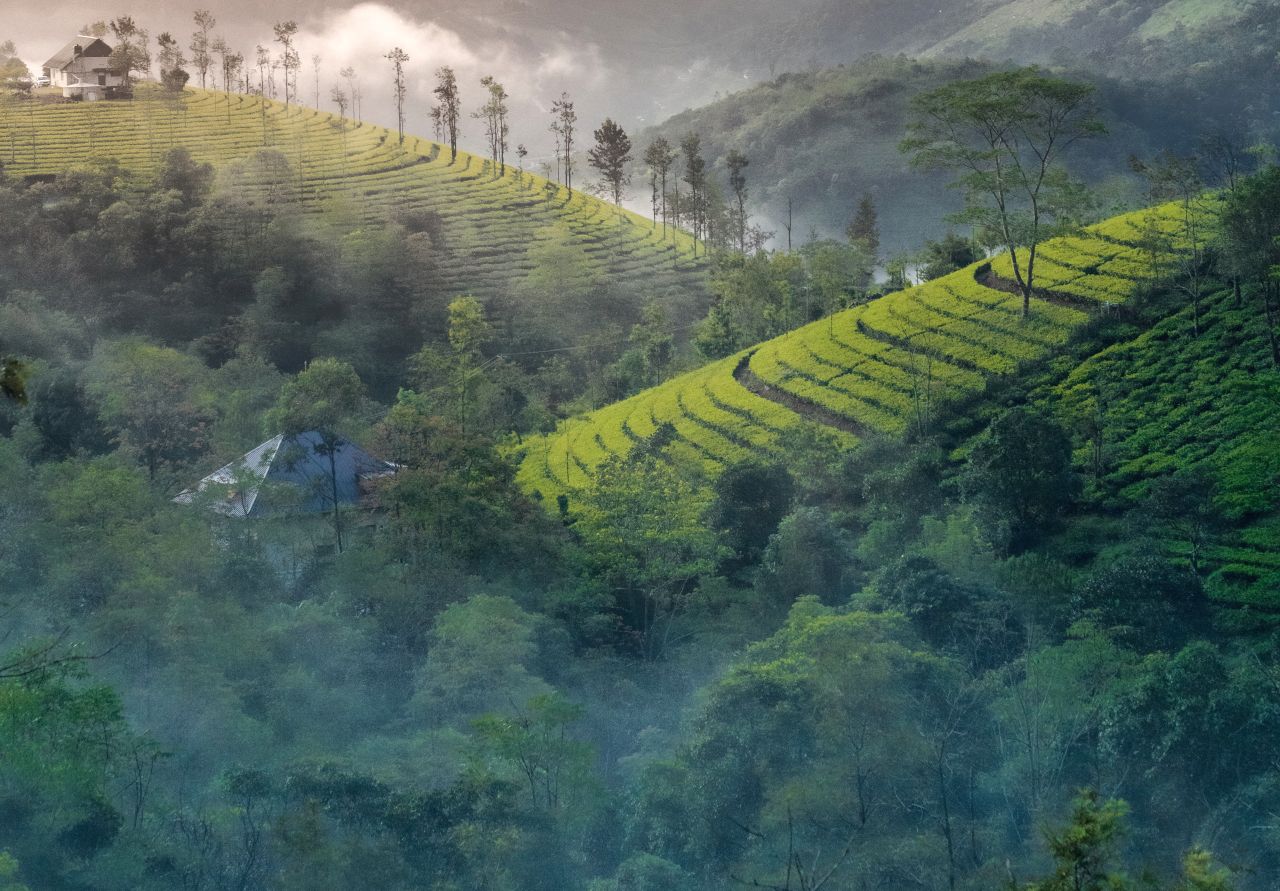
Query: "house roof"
175 431 396 518
43 38 113 72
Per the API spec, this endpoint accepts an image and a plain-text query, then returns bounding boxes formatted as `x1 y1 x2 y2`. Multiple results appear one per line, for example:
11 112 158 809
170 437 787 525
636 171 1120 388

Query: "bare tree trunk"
328 449 344 553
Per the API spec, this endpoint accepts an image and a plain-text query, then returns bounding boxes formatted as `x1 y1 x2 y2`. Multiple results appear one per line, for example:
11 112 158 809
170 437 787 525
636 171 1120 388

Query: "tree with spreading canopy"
575 455 720 659
109 17 151 89
902 68 1105 316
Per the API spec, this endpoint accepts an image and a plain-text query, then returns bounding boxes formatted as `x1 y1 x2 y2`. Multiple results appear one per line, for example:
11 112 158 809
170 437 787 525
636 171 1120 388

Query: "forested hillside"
642 55 1266 250
1 28 1279 891
0 85 709 382
664 0 1280 91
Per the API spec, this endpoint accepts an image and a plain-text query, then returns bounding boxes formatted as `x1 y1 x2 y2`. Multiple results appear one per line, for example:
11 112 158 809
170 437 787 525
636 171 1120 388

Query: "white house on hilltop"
41 37 124 101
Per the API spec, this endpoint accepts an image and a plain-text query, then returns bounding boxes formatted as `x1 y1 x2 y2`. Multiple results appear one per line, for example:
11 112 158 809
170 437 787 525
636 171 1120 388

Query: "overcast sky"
5 0 750 171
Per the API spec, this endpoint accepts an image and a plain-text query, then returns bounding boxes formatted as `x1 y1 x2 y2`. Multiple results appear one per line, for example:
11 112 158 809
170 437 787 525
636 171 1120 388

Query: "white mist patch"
296 2 610 161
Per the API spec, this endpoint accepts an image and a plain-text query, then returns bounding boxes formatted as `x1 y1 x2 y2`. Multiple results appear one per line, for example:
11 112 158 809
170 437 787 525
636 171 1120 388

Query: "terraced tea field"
0 86 706 305
517 201 1191 502
1048 286 1280 619
519 194 1280 618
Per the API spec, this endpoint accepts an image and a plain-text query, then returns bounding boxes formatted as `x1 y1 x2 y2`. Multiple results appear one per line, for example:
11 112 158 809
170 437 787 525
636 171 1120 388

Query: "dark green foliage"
2 69 1280 891
1022 789 1132 891
960 407 1080 553
0 358 25 404
920 231 981 281
0 662 133 887
709 460 794 578
587 118 633 205
872 555 1015 667
755 506 856 606
1072 554 1206 651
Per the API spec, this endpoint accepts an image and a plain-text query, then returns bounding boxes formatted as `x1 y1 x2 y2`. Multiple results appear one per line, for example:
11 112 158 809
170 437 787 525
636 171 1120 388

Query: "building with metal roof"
175 432 395 519
41 37 125 101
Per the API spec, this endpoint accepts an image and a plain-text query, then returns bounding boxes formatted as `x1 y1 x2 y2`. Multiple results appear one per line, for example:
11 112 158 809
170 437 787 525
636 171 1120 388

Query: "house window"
98 74 107 86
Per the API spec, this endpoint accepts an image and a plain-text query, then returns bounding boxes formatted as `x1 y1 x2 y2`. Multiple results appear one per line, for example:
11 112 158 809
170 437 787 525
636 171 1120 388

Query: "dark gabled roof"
43 38 114 72
175 432 396 518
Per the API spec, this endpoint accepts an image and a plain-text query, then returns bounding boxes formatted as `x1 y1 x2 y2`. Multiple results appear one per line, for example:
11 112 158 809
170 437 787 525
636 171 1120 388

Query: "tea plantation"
0 86 706 305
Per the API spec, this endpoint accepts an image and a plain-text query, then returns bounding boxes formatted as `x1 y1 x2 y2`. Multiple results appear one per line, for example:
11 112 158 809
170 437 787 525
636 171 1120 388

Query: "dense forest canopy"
0 7 1279 890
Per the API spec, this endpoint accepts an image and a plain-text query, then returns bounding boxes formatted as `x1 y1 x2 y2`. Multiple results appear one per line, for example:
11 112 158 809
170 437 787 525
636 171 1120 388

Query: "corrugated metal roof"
43 38 113 72
175 432 395 518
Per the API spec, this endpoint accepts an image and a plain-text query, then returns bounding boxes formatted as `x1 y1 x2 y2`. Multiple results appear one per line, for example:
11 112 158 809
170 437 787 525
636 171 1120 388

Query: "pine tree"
847 192 880 259
588 118 633 204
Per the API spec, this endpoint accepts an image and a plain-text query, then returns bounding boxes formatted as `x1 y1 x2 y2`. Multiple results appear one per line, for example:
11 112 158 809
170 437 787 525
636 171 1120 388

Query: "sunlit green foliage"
519 202 1189 503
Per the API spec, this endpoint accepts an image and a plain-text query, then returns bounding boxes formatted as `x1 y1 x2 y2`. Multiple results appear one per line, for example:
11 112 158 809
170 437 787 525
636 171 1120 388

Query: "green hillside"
1046 288 1280 621
517 201 1187 496
643 49 1280 253
516 198 1280 614
0 86 706 306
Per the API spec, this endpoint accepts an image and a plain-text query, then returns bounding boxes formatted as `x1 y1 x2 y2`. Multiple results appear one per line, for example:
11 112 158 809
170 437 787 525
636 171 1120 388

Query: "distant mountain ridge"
639 55 1234 252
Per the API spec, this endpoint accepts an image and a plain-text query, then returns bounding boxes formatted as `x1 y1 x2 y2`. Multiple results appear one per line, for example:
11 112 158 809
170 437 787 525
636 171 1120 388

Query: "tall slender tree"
190 10 215 88
680 133 706 254
434 66 461 164
255 44 269 95
340 66 360 119
474 76 509 175
516 143 528 178
552 93 577 194
726 149 749 252
784 196 794 252
643 137 676 233
272 21 299 108
311 54 321 108
212 37 232 93
587 118 633 205
1131 151 1208 336
550 114 563 184
386 47 409 145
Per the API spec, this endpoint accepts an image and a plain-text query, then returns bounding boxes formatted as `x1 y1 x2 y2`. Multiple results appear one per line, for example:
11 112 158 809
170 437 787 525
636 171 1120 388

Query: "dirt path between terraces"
975 265 1099 312
730 266 1101 438
732 353 868 437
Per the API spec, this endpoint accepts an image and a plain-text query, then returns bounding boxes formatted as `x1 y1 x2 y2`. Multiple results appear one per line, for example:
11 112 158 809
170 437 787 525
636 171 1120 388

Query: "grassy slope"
517 199 1280 614
0 85 707 308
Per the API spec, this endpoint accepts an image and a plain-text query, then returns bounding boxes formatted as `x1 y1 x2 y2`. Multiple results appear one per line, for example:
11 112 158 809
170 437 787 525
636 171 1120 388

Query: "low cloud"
297 3 611 162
